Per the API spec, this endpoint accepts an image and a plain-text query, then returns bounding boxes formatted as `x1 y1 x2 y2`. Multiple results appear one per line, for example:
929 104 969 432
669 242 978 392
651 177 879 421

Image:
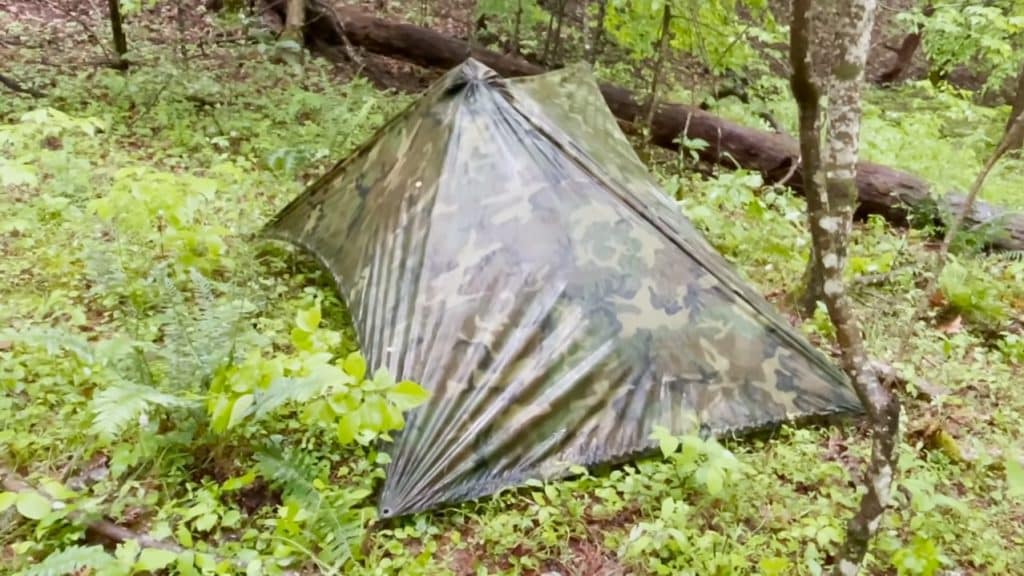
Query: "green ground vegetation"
1 3 1023 575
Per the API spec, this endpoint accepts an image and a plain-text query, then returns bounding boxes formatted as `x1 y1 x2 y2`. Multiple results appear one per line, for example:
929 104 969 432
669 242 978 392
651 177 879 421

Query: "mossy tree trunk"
789 0 901 573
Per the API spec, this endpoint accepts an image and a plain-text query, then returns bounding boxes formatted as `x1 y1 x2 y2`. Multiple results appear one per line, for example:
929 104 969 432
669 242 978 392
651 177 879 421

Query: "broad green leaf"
295 304 321 333
195 512 218 532
703 465 724 496
0 159 38 187
369 367 395 390
177 524 194 548
227 394 254 429
759 556 792 576
208 395 232 434
0 491 17 511
135 548 178 572
654 429 679 459
221 470 256 492
343 352 367 381
337 411 361 445
16 490 51 520
388 380 430 410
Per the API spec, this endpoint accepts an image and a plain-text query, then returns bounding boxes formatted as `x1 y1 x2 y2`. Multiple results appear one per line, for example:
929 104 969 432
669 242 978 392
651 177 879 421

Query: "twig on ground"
309 0 366 67
0 466 302 572
1 466 183 553
0 72 47 98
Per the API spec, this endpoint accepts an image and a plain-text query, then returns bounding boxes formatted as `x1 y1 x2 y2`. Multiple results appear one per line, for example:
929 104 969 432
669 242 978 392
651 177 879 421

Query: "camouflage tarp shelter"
263 59 862 518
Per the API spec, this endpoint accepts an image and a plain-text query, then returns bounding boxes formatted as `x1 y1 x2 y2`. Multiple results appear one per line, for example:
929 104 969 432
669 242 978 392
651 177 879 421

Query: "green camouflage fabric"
263 59 863 518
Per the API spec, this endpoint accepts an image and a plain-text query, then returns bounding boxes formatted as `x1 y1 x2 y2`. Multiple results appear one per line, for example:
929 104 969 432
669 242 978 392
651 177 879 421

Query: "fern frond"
254 443 321 505
254 442 368 568
19 545 119 576
81 245 128 297
0 327 95 364
89 382 194 441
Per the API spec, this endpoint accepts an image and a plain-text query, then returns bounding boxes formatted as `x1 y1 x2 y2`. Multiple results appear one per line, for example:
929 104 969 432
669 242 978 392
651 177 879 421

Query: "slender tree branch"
898 109 1024 356
789 1 900 574
1 466 185 553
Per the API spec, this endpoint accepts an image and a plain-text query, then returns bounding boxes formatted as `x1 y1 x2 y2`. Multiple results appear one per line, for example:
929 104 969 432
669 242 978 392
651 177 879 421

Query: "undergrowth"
1 5 1023 576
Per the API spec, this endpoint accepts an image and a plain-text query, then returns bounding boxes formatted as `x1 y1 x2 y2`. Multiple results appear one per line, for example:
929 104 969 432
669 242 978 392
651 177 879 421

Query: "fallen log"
270 1 1024 252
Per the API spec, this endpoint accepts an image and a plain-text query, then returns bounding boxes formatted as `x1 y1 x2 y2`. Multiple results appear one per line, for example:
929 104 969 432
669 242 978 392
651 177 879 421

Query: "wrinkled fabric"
263 59 863 518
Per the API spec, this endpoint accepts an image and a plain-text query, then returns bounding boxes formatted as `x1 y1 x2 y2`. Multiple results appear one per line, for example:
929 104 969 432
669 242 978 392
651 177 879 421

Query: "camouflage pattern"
263 59 863 519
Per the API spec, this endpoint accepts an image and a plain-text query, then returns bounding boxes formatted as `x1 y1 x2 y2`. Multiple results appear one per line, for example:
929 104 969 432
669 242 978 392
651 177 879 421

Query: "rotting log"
266 1 1024 252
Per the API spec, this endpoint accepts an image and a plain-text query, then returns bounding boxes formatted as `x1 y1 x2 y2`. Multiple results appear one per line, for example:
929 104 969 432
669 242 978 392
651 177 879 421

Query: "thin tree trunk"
511 0 523 55
551 0 567 62
1006 61 1024 151
581 0 591 63
541 8 556 62
590 0 607 62
108 0 128 61
796 248 826 316
789 0 900 574
643 4 672 153
177 0 188 64
284 0 306 40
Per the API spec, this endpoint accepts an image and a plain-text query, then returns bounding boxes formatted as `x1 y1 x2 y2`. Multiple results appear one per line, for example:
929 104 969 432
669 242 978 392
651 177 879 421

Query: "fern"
254 443 370 569
0 328 95 364
19 545 122 576
81 244 128 298
89 382 195 441
255 442 323 503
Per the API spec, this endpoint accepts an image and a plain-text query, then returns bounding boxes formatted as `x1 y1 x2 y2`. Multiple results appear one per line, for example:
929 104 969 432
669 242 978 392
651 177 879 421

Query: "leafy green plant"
207 299 430 446
936 258 1010 331
898 1 1024 94
604 0 775 73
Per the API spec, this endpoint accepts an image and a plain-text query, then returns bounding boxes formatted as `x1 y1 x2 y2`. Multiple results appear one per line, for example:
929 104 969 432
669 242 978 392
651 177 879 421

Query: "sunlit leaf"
15 491 51 520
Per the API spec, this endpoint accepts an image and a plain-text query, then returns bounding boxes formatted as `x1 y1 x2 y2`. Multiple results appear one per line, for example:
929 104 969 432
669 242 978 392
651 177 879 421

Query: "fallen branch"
265 1 1024 253
1 466 183 553
0 72 46 98
0 466 295 572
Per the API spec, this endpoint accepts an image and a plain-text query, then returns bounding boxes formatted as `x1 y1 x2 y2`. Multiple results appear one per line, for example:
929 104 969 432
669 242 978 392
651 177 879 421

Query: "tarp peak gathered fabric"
263 58 863 518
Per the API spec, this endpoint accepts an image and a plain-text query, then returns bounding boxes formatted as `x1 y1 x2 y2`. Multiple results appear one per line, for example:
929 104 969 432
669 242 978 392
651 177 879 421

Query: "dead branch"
0 72 47 98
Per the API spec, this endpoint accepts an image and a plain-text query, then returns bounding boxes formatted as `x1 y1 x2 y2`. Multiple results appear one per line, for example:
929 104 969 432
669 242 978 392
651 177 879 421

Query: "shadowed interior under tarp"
262 58 863 519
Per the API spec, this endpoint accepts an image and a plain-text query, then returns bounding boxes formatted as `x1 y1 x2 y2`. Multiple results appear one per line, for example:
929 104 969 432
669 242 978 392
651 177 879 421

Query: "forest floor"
2 2 1024 575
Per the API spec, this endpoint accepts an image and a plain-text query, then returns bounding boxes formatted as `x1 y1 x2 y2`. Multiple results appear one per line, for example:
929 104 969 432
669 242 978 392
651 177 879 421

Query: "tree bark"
590 0 607 62
263 1 1024 253
551 0 567 63
0 73 46 98
511 0 523 55
789 1 900 574
644 5 672 151
283 0 306 40
1007 61 1024 151
108 0 128 61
